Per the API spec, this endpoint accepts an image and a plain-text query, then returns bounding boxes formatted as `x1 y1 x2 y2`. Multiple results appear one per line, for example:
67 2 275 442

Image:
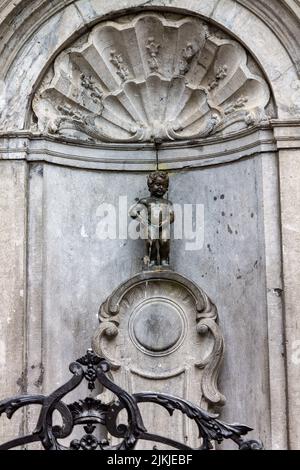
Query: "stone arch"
0 0 299 133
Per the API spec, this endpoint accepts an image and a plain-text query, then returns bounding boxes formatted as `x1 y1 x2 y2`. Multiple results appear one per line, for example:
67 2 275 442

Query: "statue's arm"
160 202 175 227
129 199 148 219
169 204 175 224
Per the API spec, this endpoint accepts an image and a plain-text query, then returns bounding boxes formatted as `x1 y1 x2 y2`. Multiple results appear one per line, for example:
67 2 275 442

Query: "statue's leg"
147 240 157 267
160 240 170 266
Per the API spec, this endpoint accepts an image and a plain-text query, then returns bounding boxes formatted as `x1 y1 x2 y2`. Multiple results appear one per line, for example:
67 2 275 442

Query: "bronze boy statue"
130 171 174 268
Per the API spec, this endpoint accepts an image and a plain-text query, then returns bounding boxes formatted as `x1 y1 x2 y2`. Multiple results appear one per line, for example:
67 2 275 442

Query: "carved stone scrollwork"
32 12 271 144
196 318 226 406
146 37 161 73
92 269 225 448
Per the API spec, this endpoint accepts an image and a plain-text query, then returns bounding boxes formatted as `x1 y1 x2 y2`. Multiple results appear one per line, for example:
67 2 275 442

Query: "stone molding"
2 123 300 170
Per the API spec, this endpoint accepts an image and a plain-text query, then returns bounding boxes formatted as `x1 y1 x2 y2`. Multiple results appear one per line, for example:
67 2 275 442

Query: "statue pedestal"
93 268 225 449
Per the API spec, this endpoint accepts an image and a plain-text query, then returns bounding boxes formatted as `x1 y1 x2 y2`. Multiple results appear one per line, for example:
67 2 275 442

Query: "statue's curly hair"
147 171 169 189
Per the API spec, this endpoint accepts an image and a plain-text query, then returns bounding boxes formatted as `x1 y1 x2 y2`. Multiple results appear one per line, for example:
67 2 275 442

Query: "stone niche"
20 9 275 450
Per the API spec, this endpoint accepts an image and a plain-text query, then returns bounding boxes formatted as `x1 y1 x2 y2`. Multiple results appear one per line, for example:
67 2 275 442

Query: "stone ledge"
0 126 278 170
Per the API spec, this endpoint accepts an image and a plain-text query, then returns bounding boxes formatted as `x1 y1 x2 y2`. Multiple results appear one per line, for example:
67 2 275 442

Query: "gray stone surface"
279 149 300 450
0 0 299 450
261 153 287 450
0 161 27 443
170 157 272 449
33 166 145 393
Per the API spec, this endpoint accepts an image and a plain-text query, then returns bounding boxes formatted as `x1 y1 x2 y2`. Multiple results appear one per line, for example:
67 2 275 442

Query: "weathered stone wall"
0 0 299 450
0 162 27 442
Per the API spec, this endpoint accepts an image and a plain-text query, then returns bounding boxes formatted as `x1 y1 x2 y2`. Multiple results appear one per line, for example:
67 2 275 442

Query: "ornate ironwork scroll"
0 350 263 451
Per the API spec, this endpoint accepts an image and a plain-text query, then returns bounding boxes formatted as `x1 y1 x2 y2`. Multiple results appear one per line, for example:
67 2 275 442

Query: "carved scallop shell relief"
32 12 272 143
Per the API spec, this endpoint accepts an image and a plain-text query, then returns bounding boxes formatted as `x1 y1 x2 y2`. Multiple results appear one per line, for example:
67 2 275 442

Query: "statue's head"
147 171 169 197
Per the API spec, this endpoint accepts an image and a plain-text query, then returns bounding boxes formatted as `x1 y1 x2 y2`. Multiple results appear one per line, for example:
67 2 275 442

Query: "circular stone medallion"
129 299 186 356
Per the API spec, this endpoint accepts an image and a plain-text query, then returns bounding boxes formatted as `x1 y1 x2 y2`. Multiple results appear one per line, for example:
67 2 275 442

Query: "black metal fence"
0 349 263 450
